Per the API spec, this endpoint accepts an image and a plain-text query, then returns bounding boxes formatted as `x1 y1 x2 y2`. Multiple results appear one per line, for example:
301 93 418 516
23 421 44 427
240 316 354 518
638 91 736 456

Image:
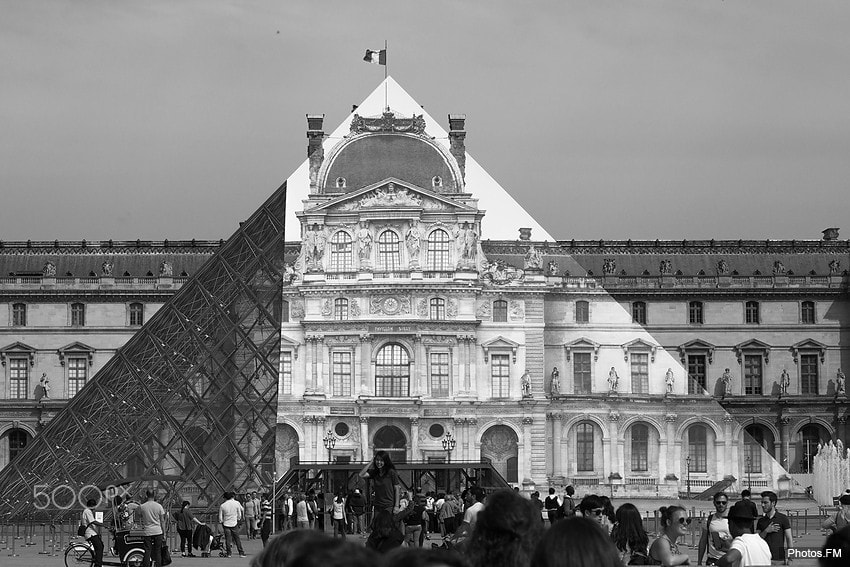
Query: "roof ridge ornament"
350 111 426 135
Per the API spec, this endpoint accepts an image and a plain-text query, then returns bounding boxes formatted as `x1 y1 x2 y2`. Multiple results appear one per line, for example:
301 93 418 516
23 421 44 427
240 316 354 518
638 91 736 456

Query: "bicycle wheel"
124 549 145 567
64 543 94 567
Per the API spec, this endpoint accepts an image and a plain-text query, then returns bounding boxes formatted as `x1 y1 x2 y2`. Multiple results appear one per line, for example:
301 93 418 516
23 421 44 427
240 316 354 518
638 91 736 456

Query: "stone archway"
276 424 300 476
373 425 407 464
480 425 519 483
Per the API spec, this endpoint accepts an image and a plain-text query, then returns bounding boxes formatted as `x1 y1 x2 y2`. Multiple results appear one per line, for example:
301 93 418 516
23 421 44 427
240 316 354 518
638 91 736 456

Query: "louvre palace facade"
1 79 848 499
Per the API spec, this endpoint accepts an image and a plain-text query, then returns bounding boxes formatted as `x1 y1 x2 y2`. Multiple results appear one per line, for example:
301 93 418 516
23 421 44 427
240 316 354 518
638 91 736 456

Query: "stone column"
521 417 534 483
359 334 372 395
723 415 735 478
608 411 622 479
550 413 564 478
454 418 465 461
316 416 327 462
467 418 477 462
359 416 369 460
315 336 325 394
301 416 313 461
468 337 478 397
304 336 315 392
664 414 677 479
410 417 420 462
838 416 848 450
457 337 467 394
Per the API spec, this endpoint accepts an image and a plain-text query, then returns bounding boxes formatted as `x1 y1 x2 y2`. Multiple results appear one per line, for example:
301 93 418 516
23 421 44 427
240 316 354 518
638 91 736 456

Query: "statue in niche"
603 258 617 275
283 263 297 284
524 245 543 270
304 224 327 270
547 260 559 276
660 260 673 275
455 222 478 266
357 223 372 264
837 369 846 397
101 261 114 276
716 259 730 275
521 370 532 398
405 225 421 264
721 368 732 397
608 367 619 392
159 261 173 277
43 261 57 277
829 260 841 274
779 369 790 396
773 261 786 275
35 372 51 401
665 368 675 394
550 367 560 397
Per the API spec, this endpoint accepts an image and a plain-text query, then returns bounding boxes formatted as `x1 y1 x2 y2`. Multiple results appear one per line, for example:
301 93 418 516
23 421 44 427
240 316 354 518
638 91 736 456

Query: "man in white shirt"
461 487 486 531
81 498 105 567
218 492 245 558
719 501 771 567
137 490 165 567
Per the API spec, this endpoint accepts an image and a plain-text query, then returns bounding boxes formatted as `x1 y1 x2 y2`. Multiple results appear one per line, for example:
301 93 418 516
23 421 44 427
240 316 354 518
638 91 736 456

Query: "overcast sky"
2 0 849 242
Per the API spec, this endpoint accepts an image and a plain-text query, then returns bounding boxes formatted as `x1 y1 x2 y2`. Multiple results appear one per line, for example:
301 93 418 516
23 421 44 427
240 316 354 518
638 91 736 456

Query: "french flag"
363 49 387 65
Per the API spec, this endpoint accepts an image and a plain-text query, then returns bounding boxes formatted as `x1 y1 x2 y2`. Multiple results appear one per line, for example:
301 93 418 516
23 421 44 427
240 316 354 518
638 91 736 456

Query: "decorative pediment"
350 112 426 135
0 342 36 366
481 336 521 363
564 338 601 362
733 339 772 364
307 178 475 215
57 341 95 366
280 335 301 359
790 338 827 363
621 338 658 363
677 339 716 364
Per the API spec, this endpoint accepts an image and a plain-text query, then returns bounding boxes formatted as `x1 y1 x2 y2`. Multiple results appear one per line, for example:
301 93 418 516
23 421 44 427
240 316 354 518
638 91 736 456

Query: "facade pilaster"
549 413 563 478
521 417 533 482
609 411 623 479
723 415 735 478
664 414 677 479
410 417 420 461
779 415 791 472
315 416 327 462
468 337 477 395
454 418 466 461
359 416 369 459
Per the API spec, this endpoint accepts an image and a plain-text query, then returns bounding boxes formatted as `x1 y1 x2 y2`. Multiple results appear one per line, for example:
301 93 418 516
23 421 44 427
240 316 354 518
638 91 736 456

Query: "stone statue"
608 367 619 392
405 225 421 262
779 369 790 395
357 223 372 264
524 245 543 270
660 260 673 275
603 258 617 275
283 263 297 284
456 223 478 265
36 372 50 400
101 261 114 276
159 261 173 277
43 261 57 277
665 368 675 394
773 261 786 275
550 367 560 397
521 370 532 398
304 224 327 270
716 259 730 275
721 368 732 397
829 260 841 275
837 369 846 397
547 260 559 276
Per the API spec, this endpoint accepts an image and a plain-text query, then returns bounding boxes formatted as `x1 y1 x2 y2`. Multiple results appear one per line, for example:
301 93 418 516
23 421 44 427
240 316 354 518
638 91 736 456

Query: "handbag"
160 544 173 566
77 523 87 536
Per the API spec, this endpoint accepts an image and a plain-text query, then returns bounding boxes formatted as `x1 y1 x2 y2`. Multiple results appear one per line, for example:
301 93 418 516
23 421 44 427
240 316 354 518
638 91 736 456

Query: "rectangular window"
631 427 649 472
630 353 649 394
689 301 703 324
129 303 144 326
492 300 508 322
745 301 759 324
491 354 510 398
71 303 85 326
332 352 352 397
632 302 646 325
690 442 707 473
744 444 762 473
800 354 818 395
744 355 762 395
430 352 450 398
687 355 707 394
801 301 815 324
281 351 293 395
574 352 592 394
576 424 594 472
12 303 27 326
67 358 87 397
9 359 28 399
575 301 589 323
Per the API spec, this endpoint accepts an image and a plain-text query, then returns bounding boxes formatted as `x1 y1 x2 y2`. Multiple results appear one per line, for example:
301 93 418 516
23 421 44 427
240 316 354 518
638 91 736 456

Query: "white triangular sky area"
282 77 553 242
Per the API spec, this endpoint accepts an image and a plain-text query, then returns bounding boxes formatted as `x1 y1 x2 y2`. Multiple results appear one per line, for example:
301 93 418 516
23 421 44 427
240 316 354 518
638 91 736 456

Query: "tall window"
631 424 649 472
332 352 352 396
427 229 451 270
493 300 508 322
630 353 649 394
67 358 87 397
375 344 409 397
576 423 594 472
9 359 28 399
688 425 707 473
800 425 821 473
745 301 760 324
430 352 450 398
689 301 704 324
744 355 762 395
574 352 592 394
12 303 26 326
744 425 764 473
801 301 815 324
281 351 292 395
334 298 349 320
491 354 510 398
429 298 445 320
129 302 144 326
687 354 707 394
575 300 589 323
71 302 85 326
800 354 818 395
281 300 290 323
330 231 353 272
9 429 28 461
632 301 646 324
378 231 401 271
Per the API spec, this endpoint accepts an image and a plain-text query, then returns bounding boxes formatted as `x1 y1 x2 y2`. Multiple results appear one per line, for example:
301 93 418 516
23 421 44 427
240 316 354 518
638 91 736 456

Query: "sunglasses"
590 509 604 516
677 517 693 525
714 501 728 506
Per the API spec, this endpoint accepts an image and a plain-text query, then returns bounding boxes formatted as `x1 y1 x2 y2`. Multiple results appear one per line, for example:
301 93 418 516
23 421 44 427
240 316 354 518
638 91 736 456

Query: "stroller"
211 533 225 557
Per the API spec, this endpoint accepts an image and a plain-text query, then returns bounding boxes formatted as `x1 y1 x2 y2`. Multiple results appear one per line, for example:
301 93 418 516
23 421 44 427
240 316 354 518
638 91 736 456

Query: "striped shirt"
261 499 272 521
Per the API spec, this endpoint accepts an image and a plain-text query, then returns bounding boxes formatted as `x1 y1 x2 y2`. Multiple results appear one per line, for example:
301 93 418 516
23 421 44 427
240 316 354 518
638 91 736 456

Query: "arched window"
378 231 401 271
575 300 589 323
493 300 508 322
576 423 594 471
429 298 445 320
744 425 765 474
632 301 646 324
745 301 760 324
689 301 704 324
8 429 29 462
129 302 144 326
801 301 815 324
427 229 451 271
800 425 823 473
375 344 410 397
688 425 707 473
334 298 349 321
631 424 649 472
330 231 354 272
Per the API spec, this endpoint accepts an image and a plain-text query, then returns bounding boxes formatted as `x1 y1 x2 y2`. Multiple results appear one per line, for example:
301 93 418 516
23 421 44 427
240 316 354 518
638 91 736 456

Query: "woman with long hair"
610 503 649 565
648 506 691 566
531 516 622 567
330 490 347 539
465 489 543 567
174 500 204 557
358 450 401 514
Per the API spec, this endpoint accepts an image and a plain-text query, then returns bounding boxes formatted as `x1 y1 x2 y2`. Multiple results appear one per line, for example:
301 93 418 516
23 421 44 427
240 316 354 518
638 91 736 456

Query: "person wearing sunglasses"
577 494 606 526
649 505 691 566
698 492 732 565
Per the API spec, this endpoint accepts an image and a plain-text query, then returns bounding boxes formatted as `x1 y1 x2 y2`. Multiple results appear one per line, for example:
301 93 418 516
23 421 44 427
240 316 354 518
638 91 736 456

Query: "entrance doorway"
373 425 407 464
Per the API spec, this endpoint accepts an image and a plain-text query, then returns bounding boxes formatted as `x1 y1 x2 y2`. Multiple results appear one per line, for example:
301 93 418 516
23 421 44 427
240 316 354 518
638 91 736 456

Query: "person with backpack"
544 488 562 525
561 485 576 518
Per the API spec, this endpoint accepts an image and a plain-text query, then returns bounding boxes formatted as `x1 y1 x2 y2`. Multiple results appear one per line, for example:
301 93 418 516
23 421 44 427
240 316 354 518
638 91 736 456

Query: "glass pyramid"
0 185 287 520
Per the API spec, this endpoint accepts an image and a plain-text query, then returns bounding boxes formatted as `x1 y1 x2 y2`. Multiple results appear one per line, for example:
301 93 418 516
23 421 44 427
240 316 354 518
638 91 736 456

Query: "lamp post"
271 471 277 534
746 454 752 489
686 455 691 499
442 432 456 464
323 430 336 464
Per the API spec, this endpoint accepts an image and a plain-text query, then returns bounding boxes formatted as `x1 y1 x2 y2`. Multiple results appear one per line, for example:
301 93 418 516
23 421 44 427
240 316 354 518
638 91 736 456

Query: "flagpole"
384 39 388 112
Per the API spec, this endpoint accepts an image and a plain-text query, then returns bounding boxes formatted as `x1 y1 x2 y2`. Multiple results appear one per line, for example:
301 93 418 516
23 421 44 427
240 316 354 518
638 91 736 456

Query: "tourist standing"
330 491 347 539
244 491 258 539
756 491 792 564
295 494 310 529
347 488 367 535
259 492 273 547
823 493 850 533
610 503 650 565
698 492 732 565
138 490 165 567
544 488 561 525
218 491 246 558
174 500 203 557
718 501 771 567
81 498 105 567
648 505 691 566
359 450 401 519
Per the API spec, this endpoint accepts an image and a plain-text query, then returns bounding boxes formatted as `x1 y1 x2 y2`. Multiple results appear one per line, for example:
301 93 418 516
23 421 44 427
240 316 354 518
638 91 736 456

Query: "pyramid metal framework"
0 185 287 521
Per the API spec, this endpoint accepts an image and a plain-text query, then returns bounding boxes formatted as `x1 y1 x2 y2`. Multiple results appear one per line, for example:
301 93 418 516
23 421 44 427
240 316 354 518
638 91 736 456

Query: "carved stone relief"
370 295 411 315
509 300 525 320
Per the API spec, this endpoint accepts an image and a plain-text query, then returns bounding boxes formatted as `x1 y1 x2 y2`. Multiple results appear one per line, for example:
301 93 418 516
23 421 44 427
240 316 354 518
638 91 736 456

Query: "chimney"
448 114 466 185
822 227 840 241
307 114 325 191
